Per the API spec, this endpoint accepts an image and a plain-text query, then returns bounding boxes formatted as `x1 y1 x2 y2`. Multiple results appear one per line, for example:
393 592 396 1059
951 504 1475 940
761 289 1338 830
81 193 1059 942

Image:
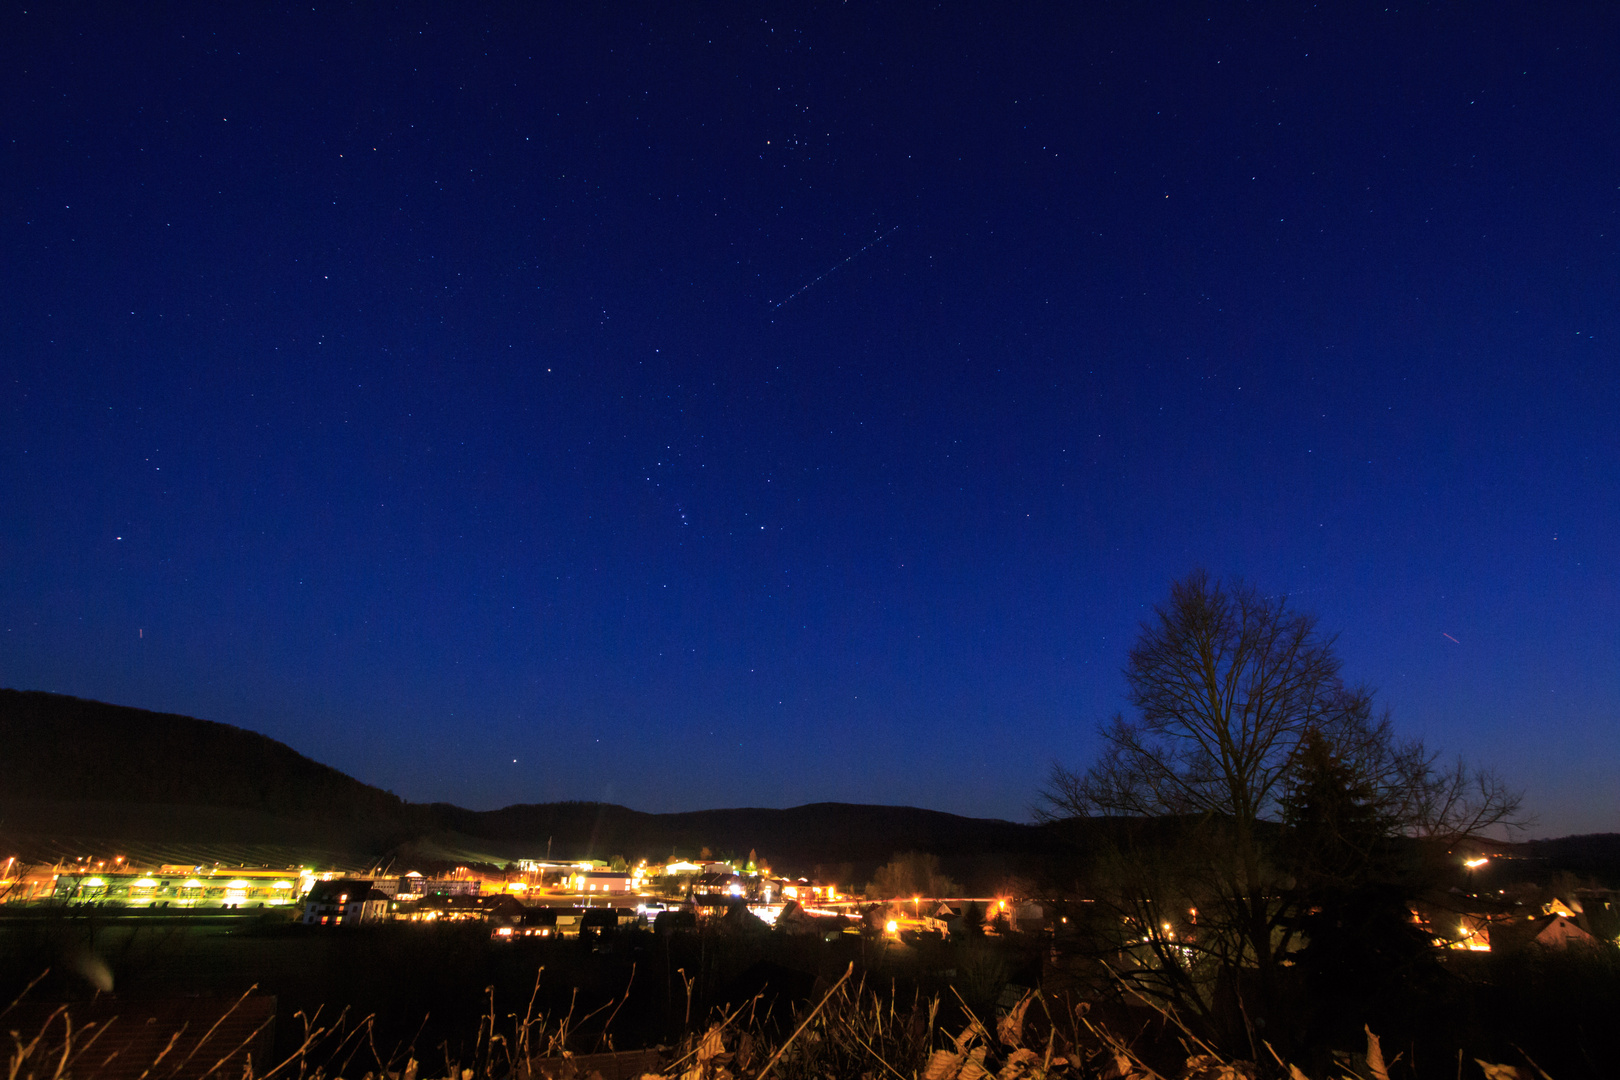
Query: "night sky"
3 4 1616 835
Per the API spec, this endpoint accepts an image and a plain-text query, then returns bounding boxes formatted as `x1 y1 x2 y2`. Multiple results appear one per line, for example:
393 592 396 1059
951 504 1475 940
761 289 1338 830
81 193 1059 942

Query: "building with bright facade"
48 866 312 907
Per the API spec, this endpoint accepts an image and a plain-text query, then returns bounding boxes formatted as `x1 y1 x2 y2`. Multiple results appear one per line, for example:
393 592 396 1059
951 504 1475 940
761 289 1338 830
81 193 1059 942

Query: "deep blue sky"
3 4 1615 835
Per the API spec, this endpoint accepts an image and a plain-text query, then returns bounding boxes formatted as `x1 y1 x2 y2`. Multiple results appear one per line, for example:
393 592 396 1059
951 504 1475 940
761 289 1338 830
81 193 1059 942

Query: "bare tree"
1039 571 1522 1043
866 852 958 899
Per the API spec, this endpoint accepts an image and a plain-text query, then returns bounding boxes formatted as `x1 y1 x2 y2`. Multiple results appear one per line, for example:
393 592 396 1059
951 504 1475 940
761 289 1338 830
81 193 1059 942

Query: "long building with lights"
48 866 313 907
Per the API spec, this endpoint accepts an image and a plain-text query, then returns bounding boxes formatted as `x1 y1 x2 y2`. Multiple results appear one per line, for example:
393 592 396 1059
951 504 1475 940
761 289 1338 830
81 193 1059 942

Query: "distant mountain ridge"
427 799 1047 866
0 690 1044 875
8 690 1614 886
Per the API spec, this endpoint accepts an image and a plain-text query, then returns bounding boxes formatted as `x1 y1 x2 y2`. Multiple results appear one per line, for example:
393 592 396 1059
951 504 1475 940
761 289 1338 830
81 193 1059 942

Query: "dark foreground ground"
4 907 1620 1079
0 907 1041 1068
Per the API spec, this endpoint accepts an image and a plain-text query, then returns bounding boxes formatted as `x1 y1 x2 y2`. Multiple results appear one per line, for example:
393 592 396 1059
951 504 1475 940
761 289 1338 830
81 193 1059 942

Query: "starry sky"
3 4 1616 836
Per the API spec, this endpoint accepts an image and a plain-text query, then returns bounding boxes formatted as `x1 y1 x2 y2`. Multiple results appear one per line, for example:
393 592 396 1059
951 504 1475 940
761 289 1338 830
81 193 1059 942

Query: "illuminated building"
48 866 304 908
566 870 633 894
302 879 390 926
394 893 526 926
397 877 482 899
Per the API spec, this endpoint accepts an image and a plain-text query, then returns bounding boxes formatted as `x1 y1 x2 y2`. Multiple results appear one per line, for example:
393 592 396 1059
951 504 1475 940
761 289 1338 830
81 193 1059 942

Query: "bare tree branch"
1037 570 1527 1047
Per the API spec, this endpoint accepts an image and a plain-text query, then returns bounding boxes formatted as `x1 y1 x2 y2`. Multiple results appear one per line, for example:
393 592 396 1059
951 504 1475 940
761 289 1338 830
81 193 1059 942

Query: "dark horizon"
11 688 1620 867
3 5 1616 836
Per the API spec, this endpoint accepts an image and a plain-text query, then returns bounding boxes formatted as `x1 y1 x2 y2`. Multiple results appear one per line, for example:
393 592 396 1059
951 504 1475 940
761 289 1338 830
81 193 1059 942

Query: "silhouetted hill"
11 691 1610 890
0 689 406 821
1517 833 1620 886
0 691 1049 880
426 799 1048 868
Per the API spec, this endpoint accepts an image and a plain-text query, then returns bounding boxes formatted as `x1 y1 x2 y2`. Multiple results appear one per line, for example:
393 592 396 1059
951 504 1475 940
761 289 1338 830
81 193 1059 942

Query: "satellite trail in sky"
773 224 901 309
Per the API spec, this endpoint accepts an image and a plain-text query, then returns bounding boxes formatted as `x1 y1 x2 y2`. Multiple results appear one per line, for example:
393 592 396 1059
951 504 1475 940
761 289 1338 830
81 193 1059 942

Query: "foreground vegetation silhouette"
1039 572 1523 1065
5 958 1567 1080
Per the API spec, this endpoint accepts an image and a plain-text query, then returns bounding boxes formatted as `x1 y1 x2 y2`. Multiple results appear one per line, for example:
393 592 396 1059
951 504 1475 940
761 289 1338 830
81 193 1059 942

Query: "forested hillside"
0 691 1046 875
0 689 407 820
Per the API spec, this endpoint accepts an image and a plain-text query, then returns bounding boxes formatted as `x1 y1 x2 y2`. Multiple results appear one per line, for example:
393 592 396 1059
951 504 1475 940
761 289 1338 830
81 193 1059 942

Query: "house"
396 893 526 925
712 902 770 935
407 877 481 898
1575 888 1620 941
779 878 841 903
1410 889 1522 952
303 879 390 926
663 860 705 877
579 907 635 936
691 895 746 924
693 873 746 898
1535 914 1598 949
511 907 559 938
1544 897 1581 919
1454 910 1600 954
367 877 401 898
531 905 641 936
569 870 633 894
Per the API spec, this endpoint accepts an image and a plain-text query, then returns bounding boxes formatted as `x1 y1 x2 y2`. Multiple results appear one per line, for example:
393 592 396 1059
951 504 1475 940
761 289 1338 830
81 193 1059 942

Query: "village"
5 847 1617 958
1 850 1041 941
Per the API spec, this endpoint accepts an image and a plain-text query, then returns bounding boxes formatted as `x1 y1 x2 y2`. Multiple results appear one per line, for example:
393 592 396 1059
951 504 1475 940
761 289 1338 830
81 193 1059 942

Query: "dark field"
0 908 1041 1067
6 908 1620 1078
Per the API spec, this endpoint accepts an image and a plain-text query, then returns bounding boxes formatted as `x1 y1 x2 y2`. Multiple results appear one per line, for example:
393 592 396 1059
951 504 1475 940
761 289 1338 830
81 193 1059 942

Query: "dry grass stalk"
3 969 1554 1080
